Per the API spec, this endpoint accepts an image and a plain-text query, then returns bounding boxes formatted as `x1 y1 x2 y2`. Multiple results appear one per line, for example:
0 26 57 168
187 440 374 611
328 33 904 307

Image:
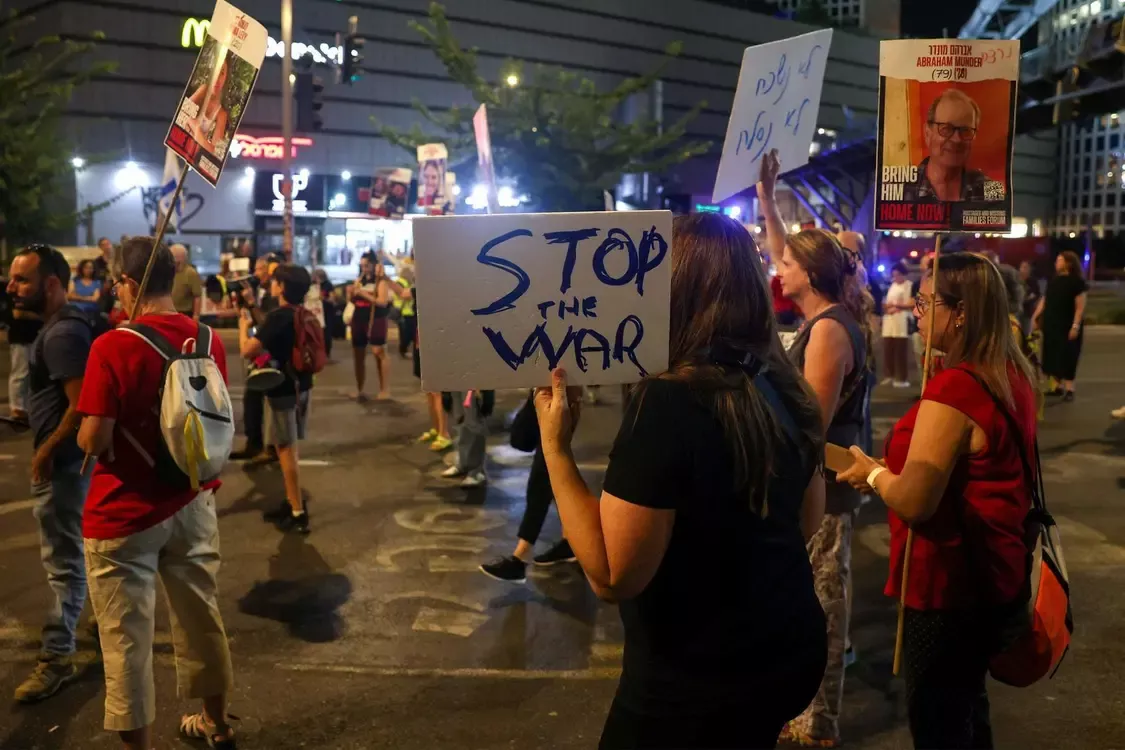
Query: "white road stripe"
275 662 621 680
0 499 35 516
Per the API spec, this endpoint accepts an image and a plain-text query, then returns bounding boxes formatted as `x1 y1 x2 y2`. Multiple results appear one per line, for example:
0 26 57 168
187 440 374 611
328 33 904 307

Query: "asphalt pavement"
0 328 1123 749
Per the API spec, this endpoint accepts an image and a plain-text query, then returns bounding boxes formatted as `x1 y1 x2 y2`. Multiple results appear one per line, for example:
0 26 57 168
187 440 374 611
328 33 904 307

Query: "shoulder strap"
957 367 1046 515
195 322 213 357
120 323 177 361
753 370 801 448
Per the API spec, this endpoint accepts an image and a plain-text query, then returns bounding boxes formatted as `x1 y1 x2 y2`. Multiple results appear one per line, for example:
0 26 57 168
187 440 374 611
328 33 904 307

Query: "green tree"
0 2 116 247
373 2 711 212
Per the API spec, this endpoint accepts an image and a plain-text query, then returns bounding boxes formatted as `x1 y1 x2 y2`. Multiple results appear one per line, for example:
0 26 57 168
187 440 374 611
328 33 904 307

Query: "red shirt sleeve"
922 367 999 444
211 333 230 384
77 336 123 419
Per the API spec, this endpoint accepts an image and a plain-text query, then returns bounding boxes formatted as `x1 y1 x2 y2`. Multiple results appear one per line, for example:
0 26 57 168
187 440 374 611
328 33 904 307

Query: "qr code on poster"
984 180 1006 201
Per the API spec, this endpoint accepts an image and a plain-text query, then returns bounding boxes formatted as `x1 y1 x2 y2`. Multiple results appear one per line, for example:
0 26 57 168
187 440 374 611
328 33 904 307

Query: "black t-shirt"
255 305 312 398
602 378 826 717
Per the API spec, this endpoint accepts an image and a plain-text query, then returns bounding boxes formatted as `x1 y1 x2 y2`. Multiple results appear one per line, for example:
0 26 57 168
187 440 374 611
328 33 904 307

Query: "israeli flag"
158 149 184 231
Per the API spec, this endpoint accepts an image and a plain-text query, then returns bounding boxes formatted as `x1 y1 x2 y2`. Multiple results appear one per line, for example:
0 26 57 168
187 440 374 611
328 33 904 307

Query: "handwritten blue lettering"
755 53 791 106
636 227 668 297
582 296 598 317
613 315 647 377
537 300 555 320
559 297 580 319
544 228 599 294
574 329 610 373
470 229 533 316
784 98 810 135
481 315 645 375
482 323 576 372
798 44 823 78
736 111 773 162
592 229 638 288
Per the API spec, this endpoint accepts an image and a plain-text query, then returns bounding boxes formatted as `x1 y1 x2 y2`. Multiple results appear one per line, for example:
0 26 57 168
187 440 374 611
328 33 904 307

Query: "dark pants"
517 446 554 544
322 300 335 358
244 387 264 449
883 336 910 382
903 608 994 749
599 699 786 749
398 314 416 357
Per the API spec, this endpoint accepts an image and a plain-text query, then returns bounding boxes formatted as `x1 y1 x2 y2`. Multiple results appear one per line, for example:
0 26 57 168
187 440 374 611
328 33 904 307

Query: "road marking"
411 606 490 637
394 506 506 535
378 590 487 613
373 536 489 572
0 454 16 460
0 532 41 553
275 662 621 680
298 459 333 467
0 499 34 516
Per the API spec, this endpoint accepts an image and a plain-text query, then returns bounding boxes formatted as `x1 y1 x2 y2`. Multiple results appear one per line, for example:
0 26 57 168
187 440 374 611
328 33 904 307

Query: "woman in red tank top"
836 252 1040 749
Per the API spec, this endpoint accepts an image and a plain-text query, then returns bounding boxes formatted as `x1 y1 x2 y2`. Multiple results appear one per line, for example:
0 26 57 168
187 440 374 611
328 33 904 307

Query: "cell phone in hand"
825 443 856 474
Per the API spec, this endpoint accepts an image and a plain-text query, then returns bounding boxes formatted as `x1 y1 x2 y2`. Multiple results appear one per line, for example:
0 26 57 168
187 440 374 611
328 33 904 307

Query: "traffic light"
342 15 365 85
295 70 324 132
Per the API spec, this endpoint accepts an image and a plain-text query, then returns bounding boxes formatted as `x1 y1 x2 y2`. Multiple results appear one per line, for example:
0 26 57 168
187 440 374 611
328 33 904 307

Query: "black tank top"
787 305 869 514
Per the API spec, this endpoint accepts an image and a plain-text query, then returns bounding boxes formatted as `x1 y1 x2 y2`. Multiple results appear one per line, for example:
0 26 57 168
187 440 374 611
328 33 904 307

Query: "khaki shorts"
84 491 233 731
265 391 310 447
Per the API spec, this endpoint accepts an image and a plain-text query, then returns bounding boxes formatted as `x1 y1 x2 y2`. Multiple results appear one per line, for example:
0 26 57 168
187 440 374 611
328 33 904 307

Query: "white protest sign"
413 211 672 391
712 29 833 203
165 0 267 186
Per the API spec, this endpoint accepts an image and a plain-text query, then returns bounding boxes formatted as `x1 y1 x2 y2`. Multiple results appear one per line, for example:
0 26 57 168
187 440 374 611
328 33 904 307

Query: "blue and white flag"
158 148 184 231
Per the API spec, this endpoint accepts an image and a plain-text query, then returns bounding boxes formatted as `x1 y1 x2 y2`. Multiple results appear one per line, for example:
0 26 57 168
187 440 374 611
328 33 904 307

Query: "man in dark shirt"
239 263 313 534
1019 260 1042 334
5 244 93 702
231 255 280 460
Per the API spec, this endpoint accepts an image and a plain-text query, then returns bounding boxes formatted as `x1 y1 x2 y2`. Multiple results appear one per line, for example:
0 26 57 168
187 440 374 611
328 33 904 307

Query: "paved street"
0 328 1123 749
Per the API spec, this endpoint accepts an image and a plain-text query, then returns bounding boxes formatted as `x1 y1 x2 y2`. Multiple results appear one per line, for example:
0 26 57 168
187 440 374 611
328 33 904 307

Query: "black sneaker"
262 501 291 522
533 539 576 566
277 511 310 535
230 443 265 461
479 556 527 584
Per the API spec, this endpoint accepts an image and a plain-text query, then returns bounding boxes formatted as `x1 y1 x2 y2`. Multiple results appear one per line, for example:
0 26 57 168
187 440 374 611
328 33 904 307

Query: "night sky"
899 0 984 38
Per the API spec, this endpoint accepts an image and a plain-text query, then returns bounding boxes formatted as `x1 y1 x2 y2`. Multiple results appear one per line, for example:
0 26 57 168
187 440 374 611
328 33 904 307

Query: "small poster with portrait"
164 0 267 187
875 39 1019 232
416 143 450 215
368 167 412 219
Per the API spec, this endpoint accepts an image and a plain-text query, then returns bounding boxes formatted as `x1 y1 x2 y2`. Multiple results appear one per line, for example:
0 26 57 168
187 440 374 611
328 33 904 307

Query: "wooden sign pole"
892 232 943 676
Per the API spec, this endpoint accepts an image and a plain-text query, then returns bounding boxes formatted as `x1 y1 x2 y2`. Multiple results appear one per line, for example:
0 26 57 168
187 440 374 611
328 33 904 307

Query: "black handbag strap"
956 368 1049 520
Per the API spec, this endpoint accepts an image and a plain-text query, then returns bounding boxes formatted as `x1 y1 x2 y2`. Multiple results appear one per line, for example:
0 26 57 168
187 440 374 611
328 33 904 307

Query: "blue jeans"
32 458 91 657
450 391 487 473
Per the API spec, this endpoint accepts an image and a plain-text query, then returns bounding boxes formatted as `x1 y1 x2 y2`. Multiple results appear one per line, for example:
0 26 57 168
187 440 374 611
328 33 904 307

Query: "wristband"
866 466 887 493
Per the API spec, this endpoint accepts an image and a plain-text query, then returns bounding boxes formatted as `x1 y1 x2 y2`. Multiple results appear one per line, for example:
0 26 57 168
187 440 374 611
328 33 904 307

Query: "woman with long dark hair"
773 228 870 748
838 253 1039 748
68 259 102 316
534 213 828 748
1033 250 1087 401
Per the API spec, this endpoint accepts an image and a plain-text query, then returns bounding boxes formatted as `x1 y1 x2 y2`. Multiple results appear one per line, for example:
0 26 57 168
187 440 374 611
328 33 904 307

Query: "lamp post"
280 0 294 260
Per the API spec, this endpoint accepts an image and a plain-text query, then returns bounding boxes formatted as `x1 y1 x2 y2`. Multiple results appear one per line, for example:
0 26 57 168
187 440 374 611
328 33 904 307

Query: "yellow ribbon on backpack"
183 410 209 490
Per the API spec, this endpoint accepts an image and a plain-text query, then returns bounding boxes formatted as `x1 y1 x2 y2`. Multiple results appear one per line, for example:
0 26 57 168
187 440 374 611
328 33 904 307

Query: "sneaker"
277 511 310 535
441 465 465 479
879 377 893 386
460 471 487 488
14 655 77 703
479 556 527 584
533 539 576 566
430 435 453 452
417 429 437 443
230 443 265 461
1111 406 1125 419
893 380 912 389
262 501 292 522
442 450 459 467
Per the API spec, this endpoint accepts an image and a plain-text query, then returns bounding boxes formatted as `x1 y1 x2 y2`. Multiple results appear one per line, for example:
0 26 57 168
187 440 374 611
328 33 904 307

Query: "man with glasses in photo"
905 89 991 203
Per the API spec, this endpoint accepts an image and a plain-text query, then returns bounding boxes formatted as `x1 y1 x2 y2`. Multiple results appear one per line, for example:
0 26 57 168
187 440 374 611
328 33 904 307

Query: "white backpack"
119 323 235 490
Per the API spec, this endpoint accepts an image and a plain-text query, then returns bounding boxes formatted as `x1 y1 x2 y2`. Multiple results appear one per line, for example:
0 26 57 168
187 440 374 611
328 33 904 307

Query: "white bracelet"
867 467 887 493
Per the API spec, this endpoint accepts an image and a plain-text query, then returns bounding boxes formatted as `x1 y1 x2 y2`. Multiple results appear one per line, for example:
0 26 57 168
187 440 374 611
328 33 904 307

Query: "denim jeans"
8 342 31 413
32 458 91 656
450 391 487 473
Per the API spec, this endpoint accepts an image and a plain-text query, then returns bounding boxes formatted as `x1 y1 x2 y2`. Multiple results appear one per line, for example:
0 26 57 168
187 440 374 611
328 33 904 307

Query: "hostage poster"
875 39 1019 232
165 0 267 186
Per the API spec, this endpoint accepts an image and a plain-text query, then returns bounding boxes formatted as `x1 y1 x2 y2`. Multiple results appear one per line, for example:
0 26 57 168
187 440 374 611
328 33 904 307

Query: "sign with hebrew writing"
165 0 266 187
875 39 1018 232
712 29 832 203
413 211 673 391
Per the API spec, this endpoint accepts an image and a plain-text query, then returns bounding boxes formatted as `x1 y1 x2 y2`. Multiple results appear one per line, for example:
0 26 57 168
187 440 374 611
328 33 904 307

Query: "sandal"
778 720 841 748
180 712 237 749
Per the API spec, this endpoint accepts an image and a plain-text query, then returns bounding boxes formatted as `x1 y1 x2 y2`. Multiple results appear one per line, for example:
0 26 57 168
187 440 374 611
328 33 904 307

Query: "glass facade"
775 0 866 26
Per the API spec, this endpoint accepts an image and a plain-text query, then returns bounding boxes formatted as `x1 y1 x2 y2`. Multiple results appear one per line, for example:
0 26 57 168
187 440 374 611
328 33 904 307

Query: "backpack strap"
119 323 177 361
195 323 213 357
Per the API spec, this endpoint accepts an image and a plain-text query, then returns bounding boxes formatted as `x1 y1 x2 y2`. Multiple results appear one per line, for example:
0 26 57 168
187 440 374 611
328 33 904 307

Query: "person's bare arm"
756 149 787 260
1032 296 1045 327
77 414 115 459
32 379 84 482
1072 292 1088 337
801 319 852 433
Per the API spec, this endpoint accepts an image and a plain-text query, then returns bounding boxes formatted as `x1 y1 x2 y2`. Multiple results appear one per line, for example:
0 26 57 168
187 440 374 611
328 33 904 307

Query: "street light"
505 73 519 87
341 170 351 181
71 156 85 169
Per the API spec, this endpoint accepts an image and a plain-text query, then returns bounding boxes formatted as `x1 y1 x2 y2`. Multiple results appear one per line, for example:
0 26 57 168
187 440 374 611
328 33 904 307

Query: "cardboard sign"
413 211 673 391
713 29 832 203
165 0 266 186
875 39 1019 232
369 167 412 219
417 143 450 214
472 105 500 214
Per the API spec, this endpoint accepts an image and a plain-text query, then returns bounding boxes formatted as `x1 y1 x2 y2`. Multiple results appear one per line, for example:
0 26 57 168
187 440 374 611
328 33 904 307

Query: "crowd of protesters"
0 197 1087 750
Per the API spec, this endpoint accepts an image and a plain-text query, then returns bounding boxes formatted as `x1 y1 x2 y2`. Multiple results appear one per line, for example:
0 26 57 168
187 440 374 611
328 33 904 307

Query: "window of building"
1097 136 1106 150
1082 195 1090 207
1112 134 1121 149
1109 193 1118 207
1094 194 1103 208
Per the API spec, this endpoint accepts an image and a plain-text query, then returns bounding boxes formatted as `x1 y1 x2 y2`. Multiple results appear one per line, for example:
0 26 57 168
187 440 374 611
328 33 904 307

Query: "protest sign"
165 0 266 187
368 167 412 219
417 143 450 214
712 29 832 203
413 210 672 391
473 105 500 213
875 39 1019 232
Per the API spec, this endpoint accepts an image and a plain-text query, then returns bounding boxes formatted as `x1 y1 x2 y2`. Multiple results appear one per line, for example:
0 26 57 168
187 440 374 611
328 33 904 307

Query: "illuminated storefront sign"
230 134 314 160
272 173 309 213
180 19 341 64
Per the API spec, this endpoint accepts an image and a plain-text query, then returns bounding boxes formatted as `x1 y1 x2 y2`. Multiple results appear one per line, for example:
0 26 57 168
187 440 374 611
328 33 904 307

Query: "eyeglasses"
914 294 959 315
928 121 977 141
109 278 123 296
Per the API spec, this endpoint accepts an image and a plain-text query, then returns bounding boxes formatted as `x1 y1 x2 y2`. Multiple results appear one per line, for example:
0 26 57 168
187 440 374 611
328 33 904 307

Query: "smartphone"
825 443 856 474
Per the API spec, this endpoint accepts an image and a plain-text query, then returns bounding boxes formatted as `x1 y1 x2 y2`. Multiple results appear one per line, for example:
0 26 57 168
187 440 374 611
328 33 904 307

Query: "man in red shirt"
76 237 236 750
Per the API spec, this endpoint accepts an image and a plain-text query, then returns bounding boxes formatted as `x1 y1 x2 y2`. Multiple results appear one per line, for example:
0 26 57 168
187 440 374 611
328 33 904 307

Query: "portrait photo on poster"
417 143 449 213
412 210 673 392
874 39 1019 233
369 167 412 219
